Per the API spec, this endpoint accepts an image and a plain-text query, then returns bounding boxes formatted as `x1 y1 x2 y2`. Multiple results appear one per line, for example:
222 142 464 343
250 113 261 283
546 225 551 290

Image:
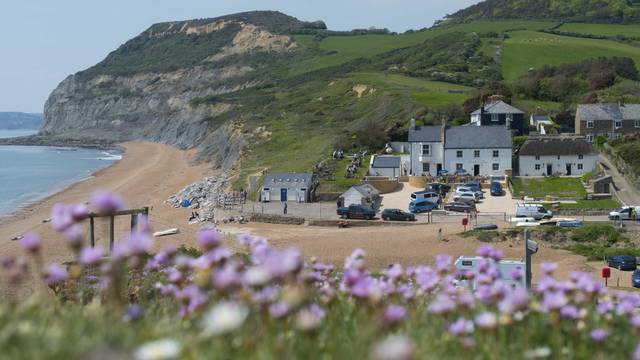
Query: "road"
598 154 640 206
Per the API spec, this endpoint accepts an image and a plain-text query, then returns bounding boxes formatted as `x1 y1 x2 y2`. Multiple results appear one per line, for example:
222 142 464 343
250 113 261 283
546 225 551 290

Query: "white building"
261 173 313 202
518 135 597 177
340 184 380 207
369 155 402 179
408 121 512 177
530 115 554 134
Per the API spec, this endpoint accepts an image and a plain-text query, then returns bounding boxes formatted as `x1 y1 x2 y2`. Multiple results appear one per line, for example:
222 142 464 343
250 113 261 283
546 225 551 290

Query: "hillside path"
598 153 640 206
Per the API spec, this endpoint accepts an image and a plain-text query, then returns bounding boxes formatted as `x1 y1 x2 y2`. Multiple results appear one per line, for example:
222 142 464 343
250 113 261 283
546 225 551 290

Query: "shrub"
570 224 626 244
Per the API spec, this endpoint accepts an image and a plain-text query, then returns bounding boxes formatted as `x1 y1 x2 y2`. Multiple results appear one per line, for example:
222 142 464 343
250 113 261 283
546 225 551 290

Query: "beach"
0 141 211 297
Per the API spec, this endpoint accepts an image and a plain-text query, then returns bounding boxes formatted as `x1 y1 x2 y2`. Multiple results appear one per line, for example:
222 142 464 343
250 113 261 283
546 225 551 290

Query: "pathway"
598 154 640 206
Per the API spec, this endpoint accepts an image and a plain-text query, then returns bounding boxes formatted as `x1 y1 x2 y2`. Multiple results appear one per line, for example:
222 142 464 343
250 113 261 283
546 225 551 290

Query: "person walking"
283 202 288 215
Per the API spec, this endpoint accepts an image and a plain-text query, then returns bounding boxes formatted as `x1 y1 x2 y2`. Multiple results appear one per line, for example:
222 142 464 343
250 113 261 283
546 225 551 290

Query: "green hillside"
558 22 640 37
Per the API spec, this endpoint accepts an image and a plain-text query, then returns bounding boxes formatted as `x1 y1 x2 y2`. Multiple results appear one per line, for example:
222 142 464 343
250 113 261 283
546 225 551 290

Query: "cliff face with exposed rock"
41 11 323 167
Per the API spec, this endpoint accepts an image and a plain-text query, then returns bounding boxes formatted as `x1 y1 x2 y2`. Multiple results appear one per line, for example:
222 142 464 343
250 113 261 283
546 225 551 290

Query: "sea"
0 130 122 216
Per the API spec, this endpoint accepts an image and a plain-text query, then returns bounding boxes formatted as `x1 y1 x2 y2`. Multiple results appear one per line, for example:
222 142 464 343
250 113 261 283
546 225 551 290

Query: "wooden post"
109 215 115 252
89 217 95 247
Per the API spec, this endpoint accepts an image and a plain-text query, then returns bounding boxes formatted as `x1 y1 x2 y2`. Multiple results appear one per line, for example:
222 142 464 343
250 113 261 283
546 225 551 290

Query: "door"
566 164 572 176
546 164 552 176
280 188 288 202
473 165 480 176
437 163 443 175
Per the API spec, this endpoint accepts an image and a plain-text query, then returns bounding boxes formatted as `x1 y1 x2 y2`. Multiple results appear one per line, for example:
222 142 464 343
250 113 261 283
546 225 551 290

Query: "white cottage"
408 121 445 176
518 135 597 177
261 173 313 202
443 126 512 177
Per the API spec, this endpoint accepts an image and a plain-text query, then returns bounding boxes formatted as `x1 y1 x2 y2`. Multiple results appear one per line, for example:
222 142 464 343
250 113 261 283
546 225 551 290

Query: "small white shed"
340 184 380 207
369 155 401 179
261 173 313 203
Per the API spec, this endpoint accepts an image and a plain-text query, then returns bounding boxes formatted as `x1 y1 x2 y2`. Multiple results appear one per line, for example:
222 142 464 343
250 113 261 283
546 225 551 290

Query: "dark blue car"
633 270 640 288
490 182 503 196
607 255 637 271
409 199 438 214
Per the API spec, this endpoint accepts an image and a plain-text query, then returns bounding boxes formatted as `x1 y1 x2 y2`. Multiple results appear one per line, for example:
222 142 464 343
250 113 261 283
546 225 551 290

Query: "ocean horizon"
0 129 121 217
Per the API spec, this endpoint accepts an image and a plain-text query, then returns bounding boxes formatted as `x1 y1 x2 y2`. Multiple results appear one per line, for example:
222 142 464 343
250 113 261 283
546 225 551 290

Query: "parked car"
444 202 476 213
427 183 451 196
337 205 376 220
607 255 637 271
409 199 438 214
453 192 480 203
410 191 441 204
490 182 503 196
455 187 483 199
382 209 416 221
633 270 640 288
608 206 640 221
463 182 482 193
515 204 553 220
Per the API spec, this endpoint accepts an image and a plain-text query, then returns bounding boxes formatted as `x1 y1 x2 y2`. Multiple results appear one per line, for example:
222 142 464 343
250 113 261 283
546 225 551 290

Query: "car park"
607 255 637 271
490 182 503 196
410 191 441 204
463 182 482 193
455 187 483 199
381 209 416 221
444 202 476 213
633 270 640 288
409 199 438 214
453 192 480 203
608 206 640 221
427 183 451 196
515 204 552 220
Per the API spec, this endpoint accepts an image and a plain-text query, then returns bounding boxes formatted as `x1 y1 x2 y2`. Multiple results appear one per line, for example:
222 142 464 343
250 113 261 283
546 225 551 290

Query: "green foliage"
581 171 594 183
446 0 640 24
595 135 609 149
558 22 640 38
176 245 202 258
513 136 528 152
570 224 626 244
566 243 640 261
610 135 640 177
512 177 586 199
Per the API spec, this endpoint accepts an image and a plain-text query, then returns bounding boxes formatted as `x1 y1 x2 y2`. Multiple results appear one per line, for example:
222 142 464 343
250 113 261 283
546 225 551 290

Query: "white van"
410 191 440 204
515 203 553 220
454 256 525 289
609 206 640 221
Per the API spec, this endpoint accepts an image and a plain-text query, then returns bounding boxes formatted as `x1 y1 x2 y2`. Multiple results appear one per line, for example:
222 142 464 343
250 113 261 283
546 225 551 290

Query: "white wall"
342 188 364 206
409 141 444 176
263 186 309 202
443 148 512 176
518 155 597 177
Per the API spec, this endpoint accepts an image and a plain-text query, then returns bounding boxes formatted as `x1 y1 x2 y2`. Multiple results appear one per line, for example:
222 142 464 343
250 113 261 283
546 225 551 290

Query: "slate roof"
519 136 597 156
351 184 380 197
470 100 524 115
371 156 401 168
576 103 640 121
264 173 313 188
444 126 512 149
408 126 441 142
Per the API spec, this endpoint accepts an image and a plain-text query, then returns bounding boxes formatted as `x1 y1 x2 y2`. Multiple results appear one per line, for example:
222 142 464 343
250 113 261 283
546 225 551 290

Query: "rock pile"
166 175 229 219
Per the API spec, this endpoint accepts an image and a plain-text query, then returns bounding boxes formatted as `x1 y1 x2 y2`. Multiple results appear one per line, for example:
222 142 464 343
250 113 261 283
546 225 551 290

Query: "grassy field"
512 99 562 113
558 23 640 38
289 21 557 75
317 155 372 193
502 31 640 80
558 199 621 210
512 176 586 199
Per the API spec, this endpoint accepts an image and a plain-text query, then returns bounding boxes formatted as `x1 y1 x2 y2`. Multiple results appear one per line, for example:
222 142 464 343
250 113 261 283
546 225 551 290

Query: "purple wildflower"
44 264 68 285
540 262 558 275
79 246 104 266
560 305 579 319
90 191 125 213
51 204 74 232
631 315 640 328
590 328 609 342
19 233 40 254
428 294 455 315
382 304 407 326
386 264 403 280
63 224 84 250
541 291 568 312
269 302 290 319
476 244 494 258
69 204 89 221
123 304 144 322
435 254 452 273
448 317 474 336
511 267 524 281
197 229 221 250
475 311 498 330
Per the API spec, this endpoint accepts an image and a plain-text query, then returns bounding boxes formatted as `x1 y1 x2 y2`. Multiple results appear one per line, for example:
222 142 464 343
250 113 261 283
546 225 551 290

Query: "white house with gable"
407 120 444 176
518 135 597 177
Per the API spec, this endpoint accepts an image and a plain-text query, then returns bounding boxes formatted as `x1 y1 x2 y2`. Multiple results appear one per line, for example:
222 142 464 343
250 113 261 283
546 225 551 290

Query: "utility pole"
524 230 539 290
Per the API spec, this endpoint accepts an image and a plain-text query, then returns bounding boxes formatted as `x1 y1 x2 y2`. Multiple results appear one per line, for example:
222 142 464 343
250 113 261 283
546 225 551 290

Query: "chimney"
410 118 416 130
440 118 446 144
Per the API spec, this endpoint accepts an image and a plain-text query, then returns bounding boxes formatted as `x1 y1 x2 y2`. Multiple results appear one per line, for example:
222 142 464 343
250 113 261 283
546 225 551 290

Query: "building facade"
261 173 313 202
518 136 597 177
575 103 640 142
469 98 527 135
408 121 512 177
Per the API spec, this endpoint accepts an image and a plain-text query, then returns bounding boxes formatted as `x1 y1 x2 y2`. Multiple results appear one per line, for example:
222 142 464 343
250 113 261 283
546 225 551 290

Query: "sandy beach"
0 141 211 296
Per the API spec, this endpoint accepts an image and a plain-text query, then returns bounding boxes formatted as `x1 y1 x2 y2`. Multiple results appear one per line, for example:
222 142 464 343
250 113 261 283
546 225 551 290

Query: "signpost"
524 230 539 290
602 267 611 287
462 217 469 231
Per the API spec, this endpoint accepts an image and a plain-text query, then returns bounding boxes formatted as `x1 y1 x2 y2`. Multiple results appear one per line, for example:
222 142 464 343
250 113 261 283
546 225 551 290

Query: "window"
586 134 594 142
586 121 594 128
492 163 499 171
578 154 583 160
578 164 583 170
457 150 463 158
557 155 561 160
422 144 430 156
635 120 640 128
493 150 499 158
491 113 499 122
422 163 430 173
615 133 622 139
615 120 622 129
535 155 540 160
474 150 480 158
535 164 541 170
456 163 463 170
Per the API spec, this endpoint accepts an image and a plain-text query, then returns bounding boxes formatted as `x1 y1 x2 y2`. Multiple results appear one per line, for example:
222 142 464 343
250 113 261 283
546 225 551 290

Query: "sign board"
602 267 611 279
462 218 469 226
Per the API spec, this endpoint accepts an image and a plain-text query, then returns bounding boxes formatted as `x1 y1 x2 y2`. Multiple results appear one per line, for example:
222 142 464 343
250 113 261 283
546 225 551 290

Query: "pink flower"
79 246 104 266
590 328 609 342
44 264 68 285
90 191 125 213
197 229 221 250
63 224 84 250
382 304 407 326
448 317 474 336
51 204 74 231
19 233 40 254
474 312 497 330
269 302 290 319
540 262 558 275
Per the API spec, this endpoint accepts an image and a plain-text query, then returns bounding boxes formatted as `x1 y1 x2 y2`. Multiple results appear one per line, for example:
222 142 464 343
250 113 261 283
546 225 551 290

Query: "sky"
0 0 477 113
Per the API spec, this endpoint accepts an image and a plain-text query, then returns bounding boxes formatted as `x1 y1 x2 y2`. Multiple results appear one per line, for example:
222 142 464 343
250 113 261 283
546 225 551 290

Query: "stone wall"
365 177 399 194
248 213 305 225
409 176 428 188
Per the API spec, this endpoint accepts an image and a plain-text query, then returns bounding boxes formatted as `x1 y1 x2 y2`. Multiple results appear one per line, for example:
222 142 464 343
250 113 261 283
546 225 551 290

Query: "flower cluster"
4 191 640 359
